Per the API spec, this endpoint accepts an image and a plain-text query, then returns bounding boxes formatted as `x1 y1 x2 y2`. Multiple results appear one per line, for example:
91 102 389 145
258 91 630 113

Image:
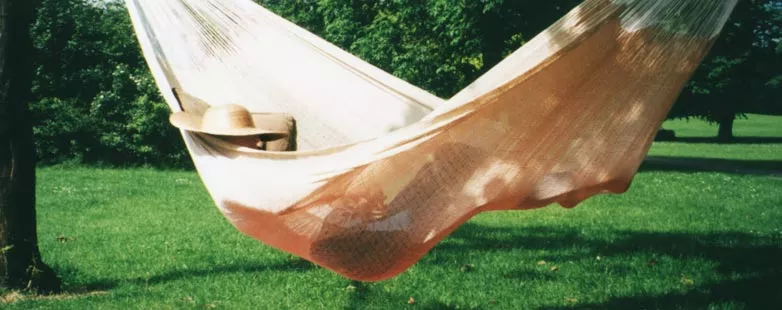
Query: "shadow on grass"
430 222 782 309
343 284 486 310
50 223 780 309
540 274 782 310
668 137 782 144
50 223 782 309
641 156 782 176
58 258 318 293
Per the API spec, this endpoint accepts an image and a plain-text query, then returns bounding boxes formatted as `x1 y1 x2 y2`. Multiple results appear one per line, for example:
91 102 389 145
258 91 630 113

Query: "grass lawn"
649 114 782 161
3 115 781 309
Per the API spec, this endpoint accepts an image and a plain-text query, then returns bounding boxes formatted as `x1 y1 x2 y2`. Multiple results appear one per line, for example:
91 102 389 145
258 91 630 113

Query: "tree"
671 0 782 140
0 0 61 292
14 0 777 166
30 0 187 167
259 0 580 98
262 0 779 141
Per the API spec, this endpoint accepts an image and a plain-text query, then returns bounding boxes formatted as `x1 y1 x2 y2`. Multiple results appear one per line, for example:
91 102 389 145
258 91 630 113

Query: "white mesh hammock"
124 0 737 281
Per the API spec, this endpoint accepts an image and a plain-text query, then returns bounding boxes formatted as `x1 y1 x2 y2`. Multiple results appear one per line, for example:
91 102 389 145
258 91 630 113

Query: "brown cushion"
252 113 297 151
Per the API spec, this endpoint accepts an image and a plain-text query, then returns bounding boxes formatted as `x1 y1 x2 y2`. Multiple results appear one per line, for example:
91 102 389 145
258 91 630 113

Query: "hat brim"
170 111 290 139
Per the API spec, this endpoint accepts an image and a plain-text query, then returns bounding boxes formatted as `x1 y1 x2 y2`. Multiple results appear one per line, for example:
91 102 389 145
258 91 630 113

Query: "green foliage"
30 0 189 167
27 0 779 166
671 0 782 132
259 0 579 98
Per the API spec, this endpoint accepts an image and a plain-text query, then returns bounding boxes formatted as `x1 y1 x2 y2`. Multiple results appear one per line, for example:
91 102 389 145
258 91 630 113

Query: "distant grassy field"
648 114 782 161
660 114 781 138
3 114 781 309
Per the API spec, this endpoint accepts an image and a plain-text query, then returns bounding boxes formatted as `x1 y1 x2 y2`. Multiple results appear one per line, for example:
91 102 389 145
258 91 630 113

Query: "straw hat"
169 104 289 138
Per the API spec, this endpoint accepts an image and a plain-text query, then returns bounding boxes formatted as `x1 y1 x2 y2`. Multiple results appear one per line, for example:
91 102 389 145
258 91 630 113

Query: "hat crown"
201 104 256 132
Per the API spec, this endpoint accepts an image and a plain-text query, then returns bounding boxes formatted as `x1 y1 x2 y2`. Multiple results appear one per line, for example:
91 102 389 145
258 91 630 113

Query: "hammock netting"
124 0 738 281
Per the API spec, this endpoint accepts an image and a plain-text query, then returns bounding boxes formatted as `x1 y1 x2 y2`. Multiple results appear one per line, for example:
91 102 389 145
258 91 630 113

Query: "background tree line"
28 0 781 168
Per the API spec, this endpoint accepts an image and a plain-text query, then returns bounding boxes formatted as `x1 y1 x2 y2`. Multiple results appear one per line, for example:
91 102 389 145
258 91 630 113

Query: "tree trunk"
717 112 735 141
0 0 61 293
478 9 505 74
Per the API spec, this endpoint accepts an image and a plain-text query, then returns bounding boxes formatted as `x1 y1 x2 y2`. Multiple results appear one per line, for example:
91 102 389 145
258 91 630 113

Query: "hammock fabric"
125 0 738 281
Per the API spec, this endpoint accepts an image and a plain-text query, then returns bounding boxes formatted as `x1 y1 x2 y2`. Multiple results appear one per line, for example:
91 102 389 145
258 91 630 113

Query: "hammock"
124 0 737 281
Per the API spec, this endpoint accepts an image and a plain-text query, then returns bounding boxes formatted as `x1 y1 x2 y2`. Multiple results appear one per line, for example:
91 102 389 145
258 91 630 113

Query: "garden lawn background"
2 114 781 309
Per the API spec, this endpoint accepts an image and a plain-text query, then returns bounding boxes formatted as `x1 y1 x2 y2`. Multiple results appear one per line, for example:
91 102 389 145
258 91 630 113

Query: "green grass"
4 115 782 309
648 114 782 161
659 114 782 138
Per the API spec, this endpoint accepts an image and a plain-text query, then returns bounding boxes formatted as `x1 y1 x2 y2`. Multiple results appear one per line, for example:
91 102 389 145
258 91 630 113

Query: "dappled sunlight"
437 221 782 309
617 0 739 39
125 0 741 281
1 290 109 305
199 0 738 281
